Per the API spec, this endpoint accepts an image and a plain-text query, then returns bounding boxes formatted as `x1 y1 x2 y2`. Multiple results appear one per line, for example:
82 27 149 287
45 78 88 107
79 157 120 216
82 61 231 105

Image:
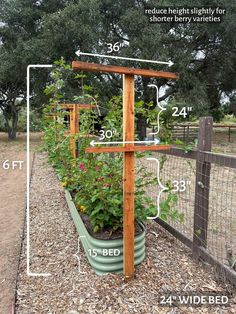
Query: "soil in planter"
80 212 143 240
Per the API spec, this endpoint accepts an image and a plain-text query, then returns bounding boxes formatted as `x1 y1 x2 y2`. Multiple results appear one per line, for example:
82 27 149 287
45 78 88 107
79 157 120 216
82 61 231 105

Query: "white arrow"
148 84 166 136
27 64 53 277
90 138 160 147
74 236 86 274
76 50 174 67
146 158 169 220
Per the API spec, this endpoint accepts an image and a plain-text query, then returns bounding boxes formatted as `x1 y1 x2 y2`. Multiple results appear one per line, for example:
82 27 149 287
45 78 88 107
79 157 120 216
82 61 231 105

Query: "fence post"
193 117 213 258
228 126 231 143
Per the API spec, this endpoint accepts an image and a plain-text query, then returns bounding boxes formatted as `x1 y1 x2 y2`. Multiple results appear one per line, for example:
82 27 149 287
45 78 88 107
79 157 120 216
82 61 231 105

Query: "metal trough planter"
65 190 146 275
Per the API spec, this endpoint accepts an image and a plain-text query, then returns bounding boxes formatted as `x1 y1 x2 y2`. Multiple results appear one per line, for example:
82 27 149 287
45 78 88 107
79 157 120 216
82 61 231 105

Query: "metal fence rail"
171 123 236 143
144 117 236 286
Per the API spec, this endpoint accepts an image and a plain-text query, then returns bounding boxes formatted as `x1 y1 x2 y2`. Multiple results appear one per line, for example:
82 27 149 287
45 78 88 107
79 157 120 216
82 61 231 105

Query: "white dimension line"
74 236 86 274
90 138 160 147
146 158 168 220
148 84 167 136
76 50 174 67
27 64 53 277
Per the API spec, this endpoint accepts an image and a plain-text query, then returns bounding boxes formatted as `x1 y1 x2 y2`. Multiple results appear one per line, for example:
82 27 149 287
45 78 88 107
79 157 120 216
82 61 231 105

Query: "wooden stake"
123 74 135 278
74 105 79 158
69 105 79 158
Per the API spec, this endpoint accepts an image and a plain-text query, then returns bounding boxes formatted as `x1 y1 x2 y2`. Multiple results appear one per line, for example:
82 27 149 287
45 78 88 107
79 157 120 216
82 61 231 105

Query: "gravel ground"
16 152 236 313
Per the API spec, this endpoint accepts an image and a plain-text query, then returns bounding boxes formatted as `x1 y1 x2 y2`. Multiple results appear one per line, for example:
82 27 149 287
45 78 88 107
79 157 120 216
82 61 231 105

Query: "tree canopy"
0 0 235 138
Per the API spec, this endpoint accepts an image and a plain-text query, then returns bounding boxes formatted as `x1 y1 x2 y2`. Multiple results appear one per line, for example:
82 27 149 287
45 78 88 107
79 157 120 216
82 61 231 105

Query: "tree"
0 48 26 139
0 0 105 138
0 0 236 138
0 0 45 138
94 0 236 134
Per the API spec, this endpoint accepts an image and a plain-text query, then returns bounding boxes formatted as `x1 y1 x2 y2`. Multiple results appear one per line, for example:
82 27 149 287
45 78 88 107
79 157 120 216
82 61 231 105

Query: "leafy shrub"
0 112 6 131
222 114 236 124
17 108 44 132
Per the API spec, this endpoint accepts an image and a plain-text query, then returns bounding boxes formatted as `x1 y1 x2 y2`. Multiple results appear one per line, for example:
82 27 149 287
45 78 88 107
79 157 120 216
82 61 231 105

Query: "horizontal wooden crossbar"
72 61 179 80
85 145 171 154
52 103 96 110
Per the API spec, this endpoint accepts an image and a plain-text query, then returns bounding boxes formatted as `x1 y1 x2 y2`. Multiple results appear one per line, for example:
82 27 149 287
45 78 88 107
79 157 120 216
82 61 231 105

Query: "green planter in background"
65 190 146 275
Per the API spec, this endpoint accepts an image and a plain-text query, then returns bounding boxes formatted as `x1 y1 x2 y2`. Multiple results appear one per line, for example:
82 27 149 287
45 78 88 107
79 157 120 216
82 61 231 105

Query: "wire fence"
137 153 195 239
140 117 236 286
207 162 236 266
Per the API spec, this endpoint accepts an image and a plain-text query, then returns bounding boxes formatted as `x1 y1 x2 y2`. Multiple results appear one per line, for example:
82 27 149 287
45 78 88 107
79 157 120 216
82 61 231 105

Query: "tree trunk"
137 113 147 140
8 108 18 139
8 127 17 140
3 103 19 140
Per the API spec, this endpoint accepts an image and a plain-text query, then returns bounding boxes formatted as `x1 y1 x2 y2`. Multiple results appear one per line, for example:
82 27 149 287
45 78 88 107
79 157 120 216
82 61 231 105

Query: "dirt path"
0 133 40 314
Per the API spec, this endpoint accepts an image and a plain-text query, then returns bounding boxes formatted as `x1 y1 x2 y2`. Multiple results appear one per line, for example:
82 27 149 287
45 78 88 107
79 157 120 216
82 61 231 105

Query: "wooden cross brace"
72 61 179 278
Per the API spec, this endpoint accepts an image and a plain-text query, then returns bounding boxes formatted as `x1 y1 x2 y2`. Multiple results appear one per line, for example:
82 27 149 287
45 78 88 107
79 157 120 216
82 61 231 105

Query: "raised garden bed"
65 190 146 275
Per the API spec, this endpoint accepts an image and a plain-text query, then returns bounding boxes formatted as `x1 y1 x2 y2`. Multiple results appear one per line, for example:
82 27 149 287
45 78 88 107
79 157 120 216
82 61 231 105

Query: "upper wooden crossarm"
72 61 179 80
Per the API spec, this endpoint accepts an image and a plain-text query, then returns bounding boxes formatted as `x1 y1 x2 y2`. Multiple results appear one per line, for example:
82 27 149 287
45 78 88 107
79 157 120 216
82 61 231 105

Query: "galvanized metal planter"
65 190 146 275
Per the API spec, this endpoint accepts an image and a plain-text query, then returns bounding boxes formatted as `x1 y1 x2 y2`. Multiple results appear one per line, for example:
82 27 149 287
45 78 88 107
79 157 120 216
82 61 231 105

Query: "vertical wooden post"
69 105 79 158
69 109 75 157
74 105 79 158
123 74 135 278
193 117 213 258
75 105 79 134
186 125 190 143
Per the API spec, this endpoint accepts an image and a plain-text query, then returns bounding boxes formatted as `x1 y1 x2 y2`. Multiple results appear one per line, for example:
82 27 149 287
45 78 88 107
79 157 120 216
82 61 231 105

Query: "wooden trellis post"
52 103 96 158
69 104 78 158
123 74 135 276
72 61 179 278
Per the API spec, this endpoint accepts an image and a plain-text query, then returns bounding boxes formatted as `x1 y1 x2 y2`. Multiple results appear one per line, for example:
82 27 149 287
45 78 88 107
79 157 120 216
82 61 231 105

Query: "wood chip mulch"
16 153 236 314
